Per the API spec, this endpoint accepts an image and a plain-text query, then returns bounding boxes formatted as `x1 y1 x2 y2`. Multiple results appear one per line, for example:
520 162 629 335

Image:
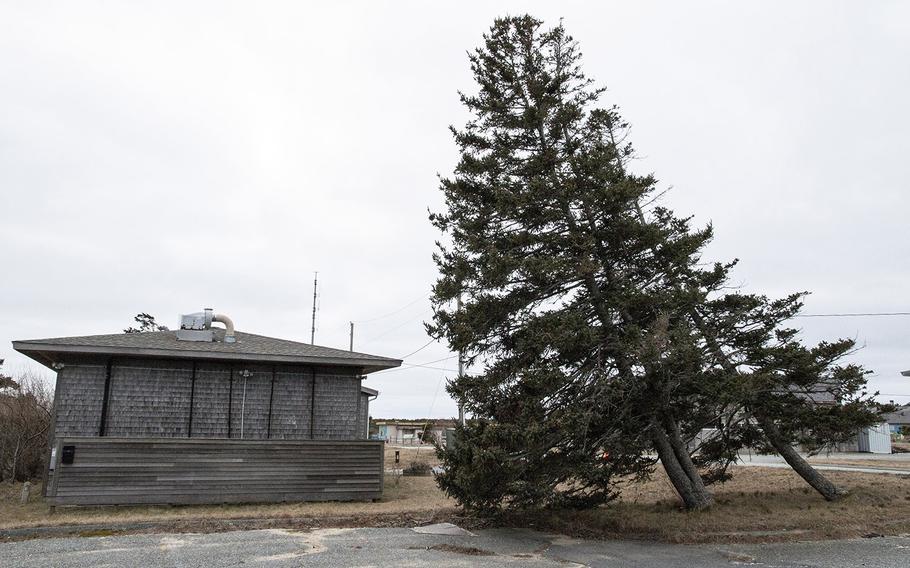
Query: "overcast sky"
2 2 908 418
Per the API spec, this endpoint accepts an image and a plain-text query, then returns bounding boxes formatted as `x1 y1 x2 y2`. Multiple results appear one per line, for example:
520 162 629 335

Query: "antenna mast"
310 272 318 345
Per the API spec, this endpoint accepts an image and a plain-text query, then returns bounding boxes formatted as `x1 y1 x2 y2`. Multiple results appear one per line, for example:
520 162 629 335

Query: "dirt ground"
3 447 909 543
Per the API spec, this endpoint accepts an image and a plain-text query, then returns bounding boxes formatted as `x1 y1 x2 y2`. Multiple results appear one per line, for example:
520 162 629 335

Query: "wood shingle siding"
229 365 272 439
190 362 233 438
106 359 194 437
52 360 370 442
48 438 384 506
359 393 370 438
54 364 107 437
314 370 360 440
270 368 314 439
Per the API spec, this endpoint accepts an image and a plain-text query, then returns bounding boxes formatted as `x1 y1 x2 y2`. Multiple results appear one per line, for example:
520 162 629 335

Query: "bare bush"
0 367 53 482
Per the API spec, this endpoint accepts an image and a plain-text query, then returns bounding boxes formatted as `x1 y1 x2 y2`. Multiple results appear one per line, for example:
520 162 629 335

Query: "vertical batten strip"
227 367 233 439
267 366 276 439
309 368 317 439
187 362 197 437
98 358 113 436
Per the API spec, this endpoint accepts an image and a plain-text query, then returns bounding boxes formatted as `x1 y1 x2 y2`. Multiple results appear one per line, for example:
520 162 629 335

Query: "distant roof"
884 404 910 425
13 329 401 373
373 419 457 427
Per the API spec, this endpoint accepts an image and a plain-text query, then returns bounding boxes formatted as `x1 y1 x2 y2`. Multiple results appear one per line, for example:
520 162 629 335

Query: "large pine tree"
430 15 889 511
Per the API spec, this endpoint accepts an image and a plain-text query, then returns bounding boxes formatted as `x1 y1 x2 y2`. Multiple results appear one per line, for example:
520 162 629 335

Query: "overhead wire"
371 355 459 375
398 338 438 360
795 312 910 318
359 308 434 345
353 296 427 324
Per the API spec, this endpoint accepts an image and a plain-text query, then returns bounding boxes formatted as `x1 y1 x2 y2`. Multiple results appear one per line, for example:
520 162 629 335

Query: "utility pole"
310 272 318 345
457 295 465 426
349 321 354 351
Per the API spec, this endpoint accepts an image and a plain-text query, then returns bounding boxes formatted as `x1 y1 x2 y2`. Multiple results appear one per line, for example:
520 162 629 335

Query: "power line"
372 363 459 375
354 296 427 324
359 308 434 345
398 338 438 360
796 312 910 318
412 355 458 366
371 355 459 375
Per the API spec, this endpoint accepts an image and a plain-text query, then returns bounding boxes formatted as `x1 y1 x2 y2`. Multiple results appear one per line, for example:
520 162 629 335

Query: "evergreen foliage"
124 312 169 333
430 15 890 512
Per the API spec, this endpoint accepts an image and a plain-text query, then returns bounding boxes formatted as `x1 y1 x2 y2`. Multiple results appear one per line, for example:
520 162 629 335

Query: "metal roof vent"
176 308 236 343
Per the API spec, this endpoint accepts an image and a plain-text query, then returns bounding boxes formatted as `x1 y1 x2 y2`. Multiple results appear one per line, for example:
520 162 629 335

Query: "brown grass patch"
515 466 910 543
384 445 441 470
805 458 910 470
0 476 454 532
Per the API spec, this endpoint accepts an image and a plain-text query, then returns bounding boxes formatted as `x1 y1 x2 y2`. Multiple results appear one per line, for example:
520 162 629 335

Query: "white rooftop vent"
176 308 236 343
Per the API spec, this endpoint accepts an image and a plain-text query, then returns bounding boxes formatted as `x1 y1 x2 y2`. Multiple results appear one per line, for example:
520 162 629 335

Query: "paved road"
3 526 909 567
737 452 910 475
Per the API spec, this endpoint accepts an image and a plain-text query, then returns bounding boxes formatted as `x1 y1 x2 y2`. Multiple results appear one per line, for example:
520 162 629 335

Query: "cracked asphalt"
2 526 908 567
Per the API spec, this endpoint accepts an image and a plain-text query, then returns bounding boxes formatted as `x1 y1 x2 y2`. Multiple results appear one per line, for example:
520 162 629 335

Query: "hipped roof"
13 329 401 374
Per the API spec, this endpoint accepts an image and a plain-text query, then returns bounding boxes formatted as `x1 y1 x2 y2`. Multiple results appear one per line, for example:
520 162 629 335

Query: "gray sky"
2 2 909 418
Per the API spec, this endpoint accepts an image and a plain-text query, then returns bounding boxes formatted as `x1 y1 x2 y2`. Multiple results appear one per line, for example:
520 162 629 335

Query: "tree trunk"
756 414 846 501
10 437 21 483
686 309 845 501
652 422 712 510
664 417 713 505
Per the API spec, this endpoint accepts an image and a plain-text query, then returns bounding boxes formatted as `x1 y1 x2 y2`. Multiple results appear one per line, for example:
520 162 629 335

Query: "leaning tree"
430 15 889 511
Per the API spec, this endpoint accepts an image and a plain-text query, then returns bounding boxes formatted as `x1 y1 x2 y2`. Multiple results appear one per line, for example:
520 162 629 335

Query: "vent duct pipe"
212 313 235 343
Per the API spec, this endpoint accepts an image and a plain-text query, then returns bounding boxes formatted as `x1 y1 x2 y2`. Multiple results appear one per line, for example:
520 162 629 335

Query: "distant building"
373 418 457 446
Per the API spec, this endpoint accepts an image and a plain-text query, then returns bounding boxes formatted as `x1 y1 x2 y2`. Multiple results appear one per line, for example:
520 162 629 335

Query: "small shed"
856 423 892 454
13 309 401 506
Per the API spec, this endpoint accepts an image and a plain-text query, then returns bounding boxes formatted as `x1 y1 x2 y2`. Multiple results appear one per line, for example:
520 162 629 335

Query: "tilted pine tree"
430 15 890 511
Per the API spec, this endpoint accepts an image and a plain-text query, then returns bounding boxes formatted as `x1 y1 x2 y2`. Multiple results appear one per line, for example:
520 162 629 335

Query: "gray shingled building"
13 310 400 506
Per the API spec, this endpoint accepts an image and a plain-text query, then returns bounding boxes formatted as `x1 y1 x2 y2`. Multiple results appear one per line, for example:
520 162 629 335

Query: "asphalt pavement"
2 524 908 567
736 451 910 475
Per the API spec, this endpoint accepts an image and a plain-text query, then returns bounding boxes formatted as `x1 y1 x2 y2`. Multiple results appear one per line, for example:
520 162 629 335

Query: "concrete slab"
411 522 475 536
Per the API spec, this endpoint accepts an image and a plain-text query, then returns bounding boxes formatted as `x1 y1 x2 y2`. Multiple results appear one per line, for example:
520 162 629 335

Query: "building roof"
13 329 401 373
884 404 910 425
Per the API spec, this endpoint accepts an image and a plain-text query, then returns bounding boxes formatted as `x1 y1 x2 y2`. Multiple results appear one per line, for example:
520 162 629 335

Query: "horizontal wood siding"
48 437 384 506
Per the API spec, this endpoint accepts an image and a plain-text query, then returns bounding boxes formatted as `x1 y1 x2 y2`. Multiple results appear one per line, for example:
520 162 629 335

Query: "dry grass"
0 476 453 531
521 467 910 543
3 448 910 544
806 458 910 470
383 445 441 470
